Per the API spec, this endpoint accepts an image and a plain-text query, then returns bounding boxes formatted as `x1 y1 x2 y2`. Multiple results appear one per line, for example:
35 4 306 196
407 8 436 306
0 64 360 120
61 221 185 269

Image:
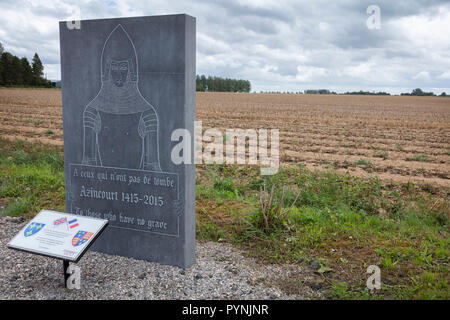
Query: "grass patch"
0 137 65 218
195 163 449 299
375 150 389 159
1 137 448 299
354 158 375 170
406 154 429 162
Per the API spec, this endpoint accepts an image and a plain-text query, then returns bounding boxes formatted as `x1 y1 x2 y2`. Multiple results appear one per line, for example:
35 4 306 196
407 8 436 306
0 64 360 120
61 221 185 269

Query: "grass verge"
195 164 449 299
0 137 448 299
0 138 65 217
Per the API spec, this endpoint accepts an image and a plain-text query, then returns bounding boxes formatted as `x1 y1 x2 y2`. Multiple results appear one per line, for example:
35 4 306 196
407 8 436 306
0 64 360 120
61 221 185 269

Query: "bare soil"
1 88 449 188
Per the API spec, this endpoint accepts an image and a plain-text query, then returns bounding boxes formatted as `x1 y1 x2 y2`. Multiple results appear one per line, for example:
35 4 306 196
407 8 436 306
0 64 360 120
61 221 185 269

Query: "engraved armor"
82 24 161 171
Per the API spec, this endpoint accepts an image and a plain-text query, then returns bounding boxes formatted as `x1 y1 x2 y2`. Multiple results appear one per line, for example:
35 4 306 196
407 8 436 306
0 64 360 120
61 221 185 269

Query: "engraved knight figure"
82 24 161 171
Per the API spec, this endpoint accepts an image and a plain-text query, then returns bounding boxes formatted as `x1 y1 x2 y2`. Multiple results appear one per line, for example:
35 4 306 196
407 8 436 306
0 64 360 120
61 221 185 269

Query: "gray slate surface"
59 14 196 267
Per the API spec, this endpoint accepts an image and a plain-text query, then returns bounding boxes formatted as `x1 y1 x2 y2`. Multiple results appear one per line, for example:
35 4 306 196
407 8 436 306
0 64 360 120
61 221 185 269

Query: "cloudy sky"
0 0 449 94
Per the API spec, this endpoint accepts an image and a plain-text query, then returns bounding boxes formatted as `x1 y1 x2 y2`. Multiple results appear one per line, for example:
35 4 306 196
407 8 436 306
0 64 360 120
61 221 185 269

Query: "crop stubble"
1 88 449 188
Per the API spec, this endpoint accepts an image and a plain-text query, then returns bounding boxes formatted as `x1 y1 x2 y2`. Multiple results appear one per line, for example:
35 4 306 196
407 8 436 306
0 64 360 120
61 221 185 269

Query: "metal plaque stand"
63 260 70 288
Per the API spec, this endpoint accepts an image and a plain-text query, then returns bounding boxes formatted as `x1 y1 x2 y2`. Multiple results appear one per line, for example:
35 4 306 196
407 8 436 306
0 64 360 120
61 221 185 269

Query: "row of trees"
344 90 390 95
309 88 447 97
400 88 447 96
261 89 389 95
0 42 52 87
196 75 251 92
304 89 390 95
257 89 447 96
304 89 337 95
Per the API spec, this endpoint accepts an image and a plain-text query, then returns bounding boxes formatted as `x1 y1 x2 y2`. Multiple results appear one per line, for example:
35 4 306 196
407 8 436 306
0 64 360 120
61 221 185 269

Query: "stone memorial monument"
59 14 196 267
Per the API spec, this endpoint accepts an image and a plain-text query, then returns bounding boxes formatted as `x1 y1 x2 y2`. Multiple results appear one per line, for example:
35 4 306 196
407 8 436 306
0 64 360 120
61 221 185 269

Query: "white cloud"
413 71 431 81
438 71 450 80
346 62 375 79
296 65 327 82
0 0 449 94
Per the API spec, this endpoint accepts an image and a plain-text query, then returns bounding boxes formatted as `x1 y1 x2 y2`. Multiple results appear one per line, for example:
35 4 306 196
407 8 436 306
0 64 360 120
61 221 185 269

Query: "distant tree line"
260 91 304 94
344 90 390 95
256 89 449 96
304 89 337 95
196 75 251 92
304 89 390 95
400 88 448 97
0 42 52 87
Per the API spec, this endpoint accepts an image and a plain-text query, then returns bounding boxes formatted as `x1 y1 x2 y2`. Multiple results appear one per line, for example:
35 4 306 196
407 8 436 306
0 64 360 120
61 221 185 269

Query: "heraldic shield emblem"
72 231 94 247
24 222 45 237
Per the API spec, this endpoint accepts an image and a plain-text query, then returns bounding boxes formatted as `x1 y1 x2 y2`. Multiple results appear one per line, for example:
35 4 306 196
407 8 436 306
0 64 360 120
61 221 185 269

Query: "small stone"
138 272 146 280
309 260 320 270
297 257 304 264
15 217 25 223
225 265 238 274
311 283 322 291
194 274 202 280
179 269 185 275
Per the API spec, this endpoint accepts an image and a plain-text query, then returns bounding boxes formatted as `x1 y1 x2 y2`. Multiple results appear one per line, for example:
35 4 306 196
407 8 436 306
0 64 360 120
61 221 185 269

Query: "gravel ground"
0 216 321 300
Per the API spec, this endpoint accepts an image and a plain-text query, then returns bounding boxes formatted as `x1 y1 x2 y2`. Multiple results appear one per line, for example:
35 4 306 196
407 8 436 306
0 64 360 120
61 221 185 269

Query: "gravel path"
0 216 321 300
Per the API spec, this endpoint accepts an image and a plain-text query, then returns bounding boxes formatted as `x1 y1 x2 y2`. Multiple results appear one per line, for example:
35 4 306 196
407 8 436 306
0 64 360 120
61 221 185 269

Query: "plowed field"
1 88 449 188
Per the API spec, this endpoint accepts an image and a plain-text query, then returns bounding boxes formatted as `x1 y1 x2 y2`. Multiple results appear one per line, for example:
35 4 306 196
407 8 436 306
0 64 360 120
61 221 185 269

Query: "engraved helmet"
101 24 138 83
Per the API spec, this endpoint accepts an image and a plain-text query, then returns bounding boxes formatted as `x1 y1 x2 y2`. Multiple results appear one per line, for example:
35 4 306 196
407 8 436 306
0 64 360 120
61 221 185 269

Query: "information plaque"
8 210 108 262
